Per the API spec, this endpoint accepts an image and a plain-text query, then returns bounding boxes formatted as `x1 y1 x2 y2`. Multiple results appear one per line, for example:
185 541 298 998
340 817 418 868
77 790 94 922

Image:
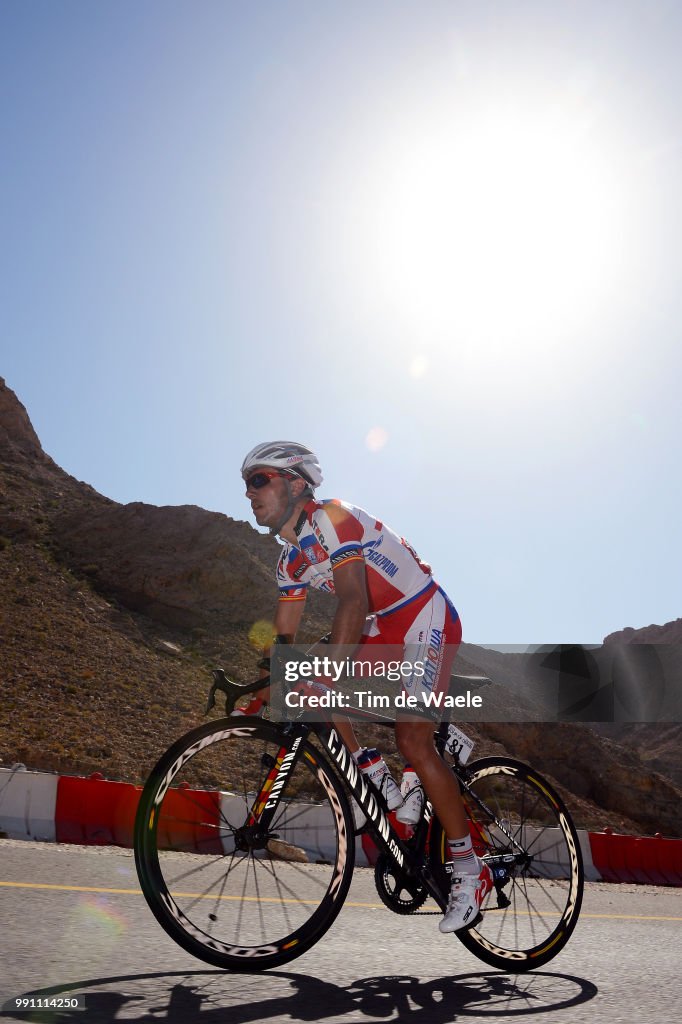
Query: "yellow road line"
0 879 363 908
1 881 143 896
1 881 681 920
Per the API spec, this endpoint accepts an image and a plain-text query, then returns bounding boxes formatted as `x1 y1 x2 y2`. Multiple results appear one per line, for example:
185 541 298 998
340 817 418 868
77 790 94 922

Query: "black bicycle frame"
248 718 449 911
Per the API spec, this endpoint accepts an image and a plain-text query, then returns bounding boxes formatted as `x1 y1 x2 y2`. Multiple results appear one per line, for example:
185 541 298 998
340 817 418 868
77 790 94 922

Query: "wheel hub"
233 825 272 852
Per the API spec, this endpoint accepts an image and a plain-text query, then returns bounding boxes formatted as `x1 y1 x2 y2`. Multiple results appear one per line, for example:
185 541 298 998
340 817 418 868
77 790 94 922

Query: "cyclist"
237 440 492 933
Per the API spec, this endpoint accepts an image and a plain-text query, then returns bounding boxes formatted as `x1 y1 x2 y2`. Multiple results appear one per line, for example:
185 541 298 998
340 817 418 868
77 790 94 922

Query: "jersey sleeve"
312 501 365 571
276 549 309 601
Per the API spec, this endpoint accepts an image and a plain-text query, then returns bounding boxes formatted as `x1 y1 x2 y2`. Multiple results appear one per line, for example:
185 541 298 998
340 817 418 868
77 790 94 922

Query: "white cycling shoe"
439 861 493 933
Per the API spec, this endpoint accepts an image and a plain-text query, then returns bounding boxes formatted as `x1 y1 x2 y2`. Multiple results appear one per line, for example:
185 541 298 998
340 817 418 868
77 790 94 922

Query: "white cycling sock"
447 835 479 875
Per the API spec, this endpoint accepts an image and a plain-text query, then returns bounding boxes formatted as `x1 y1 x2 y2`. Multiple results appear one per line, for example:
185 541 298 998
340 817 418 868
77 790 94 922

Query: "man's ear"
291 477 309 499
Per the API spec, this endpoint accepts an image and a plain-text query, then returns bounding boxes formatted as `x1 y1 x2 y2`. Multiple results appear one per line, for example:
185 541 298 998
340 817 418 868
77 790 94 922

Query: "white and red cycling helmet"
241 441 323 490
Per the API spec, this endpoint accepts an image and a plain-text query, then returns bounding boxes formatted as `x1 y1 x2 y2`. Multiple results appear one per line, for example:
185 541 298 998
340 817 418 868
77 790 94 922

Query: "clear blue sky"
2 1 680 644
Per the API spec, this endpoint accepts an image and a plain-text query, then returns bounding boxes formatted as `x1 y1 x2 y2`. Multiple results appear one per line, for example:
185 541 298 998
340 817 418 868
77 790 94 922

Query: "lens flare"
249 619 275 649
409 355 430 379
366 427 389 452
77 895 128 938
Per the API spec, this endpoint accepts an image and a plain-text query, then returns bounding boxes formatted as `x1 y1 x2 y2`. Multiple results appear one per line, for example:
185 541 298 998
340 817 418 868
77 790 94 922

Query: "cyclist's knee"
395 719 436 764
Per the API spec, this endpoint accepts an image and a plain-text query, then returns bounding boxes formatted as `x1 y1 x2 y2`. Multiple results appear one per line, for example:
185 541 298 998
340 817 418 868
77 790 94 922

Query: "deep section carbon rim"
134 720 355 971
433 756 584 971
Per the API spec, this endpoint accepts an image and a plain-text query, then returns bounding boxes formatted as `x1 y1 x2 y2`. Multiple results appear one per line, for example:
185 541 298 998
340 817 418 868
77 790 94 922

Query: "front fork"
237 726 309 847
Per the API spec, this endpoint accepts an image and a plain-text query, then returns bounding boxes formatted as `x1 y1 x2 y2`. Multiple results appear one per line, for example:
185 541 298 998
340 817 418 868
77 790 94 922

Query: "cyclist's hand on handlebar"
233 679 271 717
233 694 268 717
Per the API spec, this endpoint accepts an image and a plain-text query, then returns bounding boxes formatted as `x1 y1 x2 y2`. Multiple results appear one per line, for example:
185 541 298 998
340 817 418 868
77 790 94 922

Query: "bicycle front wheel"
134 719 355 971
432 756 584 971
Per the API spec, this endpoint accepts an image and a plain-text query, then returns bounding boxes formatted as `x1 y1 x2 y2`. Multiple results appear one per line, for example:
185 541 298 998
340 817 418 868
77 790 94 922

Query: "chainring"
374 853 429 915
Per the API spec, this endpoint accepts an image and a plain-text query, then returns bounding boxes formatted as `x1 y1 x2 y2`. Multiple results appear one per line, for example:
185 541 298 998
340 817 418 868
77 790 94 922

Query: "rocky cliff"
0 375 329 783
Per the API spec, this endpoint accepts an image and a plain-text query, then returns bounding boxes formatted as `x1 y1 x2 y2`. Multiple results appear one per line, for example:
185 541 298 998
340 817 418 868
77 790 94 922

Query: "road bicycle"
134 657 584 973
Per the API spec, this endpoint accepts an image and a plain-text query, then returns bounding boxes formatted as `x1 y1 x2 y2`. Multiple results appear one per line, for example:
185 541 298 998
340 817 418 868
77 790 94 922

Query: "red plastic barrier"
55 774 141 847
653 834 682 885
154 784 223 854
55 775 222 853
589 830 682 886
589 831 633 882
624 836 668 885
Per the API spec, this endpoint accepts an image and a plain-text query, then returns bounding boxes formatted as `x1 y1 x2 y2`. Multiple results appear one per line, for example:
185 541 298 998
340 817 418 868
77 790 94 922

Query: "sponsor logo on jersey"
364 542 399 578
301 536 327 565
311 519 328 549
330 547 362 569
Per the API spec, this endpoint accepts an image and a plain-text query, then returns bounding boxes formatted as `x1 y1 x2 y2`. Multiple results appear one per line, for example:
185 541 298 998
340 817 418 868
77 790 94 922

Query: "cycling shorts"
358 580 462 705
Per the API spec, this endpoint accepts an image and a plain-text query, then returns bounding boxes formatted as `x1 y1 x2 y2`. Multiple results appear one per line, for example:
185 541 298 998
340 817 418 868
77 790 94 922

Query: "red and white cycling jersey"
277 498 462 700
277 498 433 615
276 497 462 704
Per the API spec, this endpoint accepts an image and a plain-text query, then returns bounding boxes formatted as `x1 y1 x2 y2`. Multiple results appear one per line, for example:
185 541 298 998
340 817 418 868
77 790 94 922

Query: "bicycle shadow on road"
6 968 598 1023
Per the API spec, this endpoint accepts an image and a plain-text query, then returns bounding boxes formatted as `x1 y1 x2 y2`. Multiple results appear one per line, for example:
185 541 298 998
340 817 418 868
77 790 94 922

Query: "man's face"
245 467 294 529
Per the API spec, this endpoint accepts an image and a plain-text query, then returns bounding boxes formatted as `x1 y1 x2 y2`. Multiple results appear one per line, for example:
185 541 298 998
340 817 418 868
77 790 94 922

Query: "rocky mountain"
0 376 330 781
589 620 682 789
605 619 682 645
1 376 680 836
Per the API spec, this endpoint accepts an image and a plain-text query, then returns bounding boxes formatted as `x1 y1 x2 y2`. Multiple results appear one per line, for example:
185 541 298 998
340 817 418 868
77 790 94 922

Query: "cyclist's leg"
395 589 492 930
361 584 466 831
394 717 467 838
394 584 465 839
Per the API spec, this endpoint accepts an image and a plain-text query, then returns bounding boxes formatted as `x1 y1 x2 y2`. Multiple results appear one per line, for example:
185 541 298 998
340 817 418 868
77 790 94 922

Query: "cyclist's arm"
329 557 369 647
271 592 307 649
251 593 308 700
322 557 369 751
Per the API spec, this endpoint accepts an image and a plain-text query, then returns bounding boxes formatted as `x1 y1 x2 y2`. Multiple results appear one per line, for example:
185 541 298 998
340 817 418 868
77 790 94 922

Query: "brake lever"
205 668 235 716
205 668 271 716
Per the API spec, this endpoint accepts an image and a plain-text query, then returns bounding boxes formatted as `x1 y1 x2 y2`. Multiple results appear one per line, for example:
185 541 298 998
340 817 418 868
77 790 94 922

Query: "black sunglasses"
244 470 284 490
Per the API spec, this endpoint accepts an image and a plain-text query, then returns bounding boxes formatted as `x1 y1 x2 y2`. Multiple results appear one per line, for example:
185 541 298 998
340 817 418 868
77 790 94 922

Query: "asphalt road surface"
1 839 680 1024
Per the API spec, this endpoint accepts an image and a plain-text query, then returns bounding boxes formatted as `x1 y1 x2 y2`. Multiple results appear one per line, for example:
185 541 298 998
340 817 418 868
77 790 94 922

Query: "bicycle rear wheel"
134 719 355 971
431 756 584 971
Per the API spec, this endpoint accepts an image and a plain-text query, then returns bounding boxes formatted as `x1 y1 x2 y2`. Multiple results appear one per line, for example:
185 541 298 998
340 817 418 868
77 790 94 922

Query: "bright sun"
355 99 631 355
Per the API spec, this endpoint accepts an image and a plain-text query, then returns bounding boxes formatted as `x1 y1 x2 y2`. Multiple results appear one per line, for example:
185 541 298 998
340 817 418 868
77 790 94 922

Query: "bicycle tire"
134 718 355 971
431 756 584 971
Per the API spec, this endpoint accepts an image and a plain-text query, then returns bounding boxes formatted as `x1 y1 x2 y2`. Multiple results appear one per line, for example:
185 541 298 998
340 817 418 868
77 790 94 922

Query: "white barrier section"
0 766 58 841
217 793 243 854
578 829 601 881
218 792 361 864
496 825 600 881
